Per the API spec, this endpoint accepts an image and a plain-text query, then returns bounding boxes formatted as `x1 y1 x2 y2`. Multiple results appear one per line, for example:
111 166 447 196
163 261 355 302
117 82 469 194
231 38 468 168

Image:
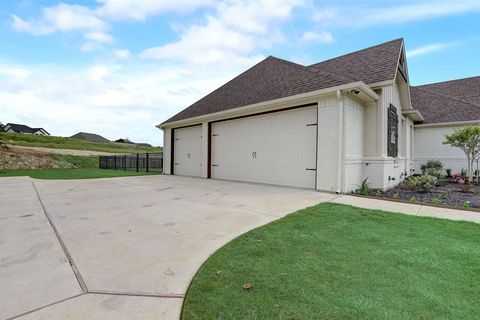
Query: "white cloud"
312 0 480 28
84 31 113 43
300 31 334 43
141 16 262 66
217 0 304 34
0 59 259 144
96 0 214 21
140 0 303 66
113 49 131 59
12 3 106 35
406 43 451 58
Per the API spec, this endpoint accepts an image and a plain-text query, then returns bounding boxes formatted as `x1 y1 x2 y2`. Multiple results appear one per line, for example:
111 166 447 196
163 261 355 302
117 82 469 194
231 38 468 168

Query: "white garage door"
173 125 202 177
211 106 317 188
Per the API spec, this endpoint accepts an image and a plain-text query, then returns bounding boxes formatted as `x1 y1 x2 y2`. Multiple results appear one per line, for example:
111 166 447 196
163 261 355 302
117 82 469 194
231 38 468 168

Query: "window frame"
387 104 399 158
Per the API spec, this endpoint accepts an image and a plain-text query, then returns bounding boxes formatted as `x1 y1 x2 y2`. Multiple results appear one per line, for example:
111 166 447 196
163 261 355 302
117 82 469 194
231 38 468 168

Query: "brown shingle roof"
411 77 480 124
163 38 404 124
308 38 403 85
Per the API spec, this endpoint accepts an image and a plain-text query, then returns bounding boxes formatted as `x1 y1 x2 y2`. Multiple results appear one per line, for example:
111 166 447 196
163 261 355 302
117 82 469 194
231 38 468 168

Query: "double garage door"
173 106 317 189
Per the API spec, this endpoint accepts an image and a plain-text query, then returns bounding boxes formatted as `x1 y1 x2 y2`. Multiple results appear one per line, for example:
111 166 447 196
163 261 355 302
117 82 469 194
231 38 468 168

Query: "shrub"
409 196 417 203
420 160 445 179
460 168 468 178
357 178 370 195
445 168 452 177
463 201 471 208
431 198 440 204
375 190 382 197
405 175 438 192
423 167 445 179
451 173 462 183
421 160 443 173
440 194 449 200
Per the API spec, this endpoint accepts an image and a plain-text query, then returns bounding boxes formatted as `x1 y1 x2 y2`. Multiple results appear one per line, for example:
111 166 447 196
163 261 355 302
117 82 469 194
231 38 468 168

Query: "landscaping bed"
367 180 480 209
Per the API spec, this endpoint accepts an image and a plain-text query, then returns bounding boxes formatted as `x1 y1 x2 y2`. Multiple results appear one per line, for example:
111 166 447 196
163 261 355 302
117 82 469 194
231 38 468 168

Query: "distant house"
0 122 4 132
115 138 134 144
71 132 110 143
4 123 50 136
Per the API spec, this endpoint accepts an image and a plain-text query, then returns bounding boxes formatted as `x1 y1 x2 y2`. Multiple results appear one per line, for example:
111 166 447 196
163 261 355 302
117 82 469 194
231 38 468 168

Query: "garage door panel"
211 106 317 189
173 125 202 177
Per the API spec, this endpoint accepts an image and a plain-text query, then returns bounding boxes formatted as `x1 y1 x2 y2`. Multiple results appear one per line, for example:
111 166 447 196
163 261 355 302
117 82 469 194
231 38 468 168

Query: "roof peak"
309 38 403 67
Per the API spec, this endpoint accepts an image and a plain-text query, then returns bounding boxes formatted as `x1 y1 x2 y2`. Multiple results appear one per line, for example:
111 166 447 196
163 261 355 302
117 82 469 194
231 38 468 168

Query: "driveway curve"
1 175 337 319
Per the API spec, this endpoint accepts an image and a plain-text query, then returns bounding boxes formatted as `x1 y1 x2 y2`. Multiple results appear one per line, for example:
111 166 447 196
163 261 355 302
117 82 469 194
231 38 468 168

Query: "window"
387 104 398 158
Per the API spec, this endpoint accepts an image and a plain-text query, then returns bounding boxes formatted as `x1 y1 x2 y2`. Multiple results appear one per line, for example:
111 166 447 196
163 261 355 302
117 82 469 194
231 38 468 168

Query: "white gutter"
157 81 379 129
414 120 480 128
402 109 424 122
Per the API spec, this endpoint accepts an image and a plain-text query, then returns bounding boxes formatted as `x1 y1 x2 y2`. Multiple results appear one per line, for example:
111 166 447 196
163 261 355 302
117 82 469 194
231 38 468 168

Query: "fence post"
146 153 149 172
114 155 117 170
124 154 127 171
136 153 139 172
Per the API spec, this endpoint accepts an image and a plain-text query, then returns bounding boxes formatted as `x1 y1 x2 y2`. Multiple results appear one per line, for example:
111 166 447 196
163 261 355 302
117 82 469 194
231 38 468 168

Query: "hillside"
0 132 162 154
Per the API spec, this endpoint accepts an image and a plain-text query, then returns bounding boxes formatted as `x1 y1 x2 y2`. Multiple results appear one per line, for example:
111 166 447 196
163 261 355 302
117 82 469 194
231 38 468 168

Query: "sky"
1 1 479 146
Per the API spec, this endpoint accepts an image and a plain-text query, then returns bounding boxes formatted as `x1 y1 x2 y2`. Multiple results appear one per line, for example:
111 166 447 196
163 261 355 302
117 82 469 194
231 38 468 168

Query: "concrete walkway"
1 176 478 320
333 195 480 223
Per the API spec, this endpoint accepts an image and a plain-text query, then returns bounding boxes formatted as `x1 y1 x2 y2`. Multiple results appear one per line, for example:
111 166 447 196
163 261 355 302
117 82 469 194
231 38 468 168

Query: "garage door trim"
171 123 202 175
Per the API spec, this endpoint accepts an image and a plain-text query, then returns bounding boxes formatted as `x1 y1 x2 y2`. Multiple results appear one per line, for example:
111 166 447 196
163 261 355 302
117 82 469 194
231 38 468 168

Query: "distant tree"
0 140 8 172
444 126 480 182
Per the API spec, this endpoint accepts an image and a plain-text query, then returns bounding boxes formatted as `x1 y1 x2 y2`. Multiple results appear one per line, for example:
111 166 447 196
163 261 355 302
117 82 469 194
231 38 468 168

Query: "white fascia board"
157 81 379 129
369 79 395 88
414 120 480 128
402 109 424 122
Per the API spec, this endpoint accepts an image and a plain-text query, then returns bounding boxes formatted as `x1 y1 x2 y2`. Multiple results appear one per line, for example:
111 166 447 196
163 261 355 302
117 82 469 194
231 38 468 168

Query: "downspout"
336 90 345 193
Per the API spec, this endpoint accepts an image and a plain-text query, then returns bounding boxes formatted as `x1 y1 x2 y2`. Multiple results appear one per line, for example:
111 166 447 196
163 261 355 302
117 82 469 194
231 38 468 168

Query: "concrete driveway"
0 175 338 320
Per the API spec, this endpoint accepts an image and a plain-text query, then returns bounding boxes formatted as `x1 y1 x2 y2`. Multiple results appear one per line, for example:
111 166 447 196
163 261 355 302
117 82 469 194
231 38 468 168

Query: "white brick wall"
344 96 365 192
316 94 340 192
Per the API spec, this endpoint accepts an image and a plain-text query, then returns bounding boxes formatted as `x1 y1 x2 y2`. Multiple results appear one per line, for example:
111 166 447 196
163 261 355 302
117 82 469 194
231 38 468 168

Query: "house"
0 122 4 132
411 76 480 173
71 132 110 143
115 138 134 144
4 123 50 136
158 38 420 192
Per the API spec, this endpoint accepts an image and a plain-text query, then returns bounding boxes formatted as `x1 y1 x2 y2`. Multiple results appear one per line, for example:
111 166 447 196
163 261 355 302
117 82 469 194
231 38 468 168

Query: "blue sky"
1 0 479 145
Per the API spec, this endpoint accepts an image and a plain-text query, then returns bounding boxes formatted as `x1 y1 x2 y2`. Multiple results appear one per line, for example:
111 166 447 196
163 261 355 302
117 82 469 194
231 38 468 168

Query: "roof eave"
402 109 424 122
414 120 480 128
157 81 379 129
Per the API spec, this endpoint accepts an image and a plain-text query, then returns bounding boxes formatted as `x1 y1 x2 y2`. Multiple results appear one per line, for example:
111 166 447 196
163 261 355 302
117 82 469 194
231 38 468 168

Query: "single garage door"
211 106 317 188
173 125 202 177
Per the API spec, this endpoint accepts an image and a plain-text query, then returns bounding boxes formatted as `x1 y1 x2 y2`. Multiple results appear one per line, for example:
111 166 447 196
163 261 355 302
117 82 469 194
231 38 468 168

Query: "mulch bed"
367 180 480 209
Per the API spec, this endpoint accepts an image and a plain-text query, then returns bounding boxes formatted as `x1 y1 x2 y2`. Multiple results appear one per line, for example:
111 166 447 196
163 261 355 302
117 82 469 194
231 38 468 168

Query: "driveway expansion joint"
87 290 184 299
5 293 86 320
31 182 88 293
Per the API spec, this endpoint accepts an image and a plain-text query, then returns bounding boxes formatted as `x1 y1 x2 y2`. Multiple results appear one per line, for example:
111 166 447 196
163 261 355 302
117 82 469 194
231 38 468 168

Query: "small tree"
444 126 480 182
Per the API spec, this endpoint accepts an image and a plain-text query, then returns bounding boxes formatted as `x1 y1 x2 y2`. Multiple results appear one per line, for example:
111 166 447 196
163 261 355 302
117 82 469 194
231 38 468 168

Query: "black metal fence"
99 153 163 172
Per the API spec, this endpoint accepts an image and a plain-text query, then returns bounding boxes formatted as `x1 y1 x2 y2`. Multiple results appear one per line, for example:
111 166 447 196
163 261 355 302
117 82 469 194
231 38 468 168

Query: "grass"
0 132 162 154
52 154 99 168
0 168 160 179
183 203 480 320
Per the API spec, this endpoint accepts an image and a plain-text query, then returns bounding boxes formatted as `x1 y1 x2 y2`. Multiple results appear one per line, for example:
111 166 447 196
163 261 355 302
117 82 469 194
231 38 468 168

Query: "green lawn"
0 168 160 179
52 154 99 168
0 132 162 154
183 203 480 320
